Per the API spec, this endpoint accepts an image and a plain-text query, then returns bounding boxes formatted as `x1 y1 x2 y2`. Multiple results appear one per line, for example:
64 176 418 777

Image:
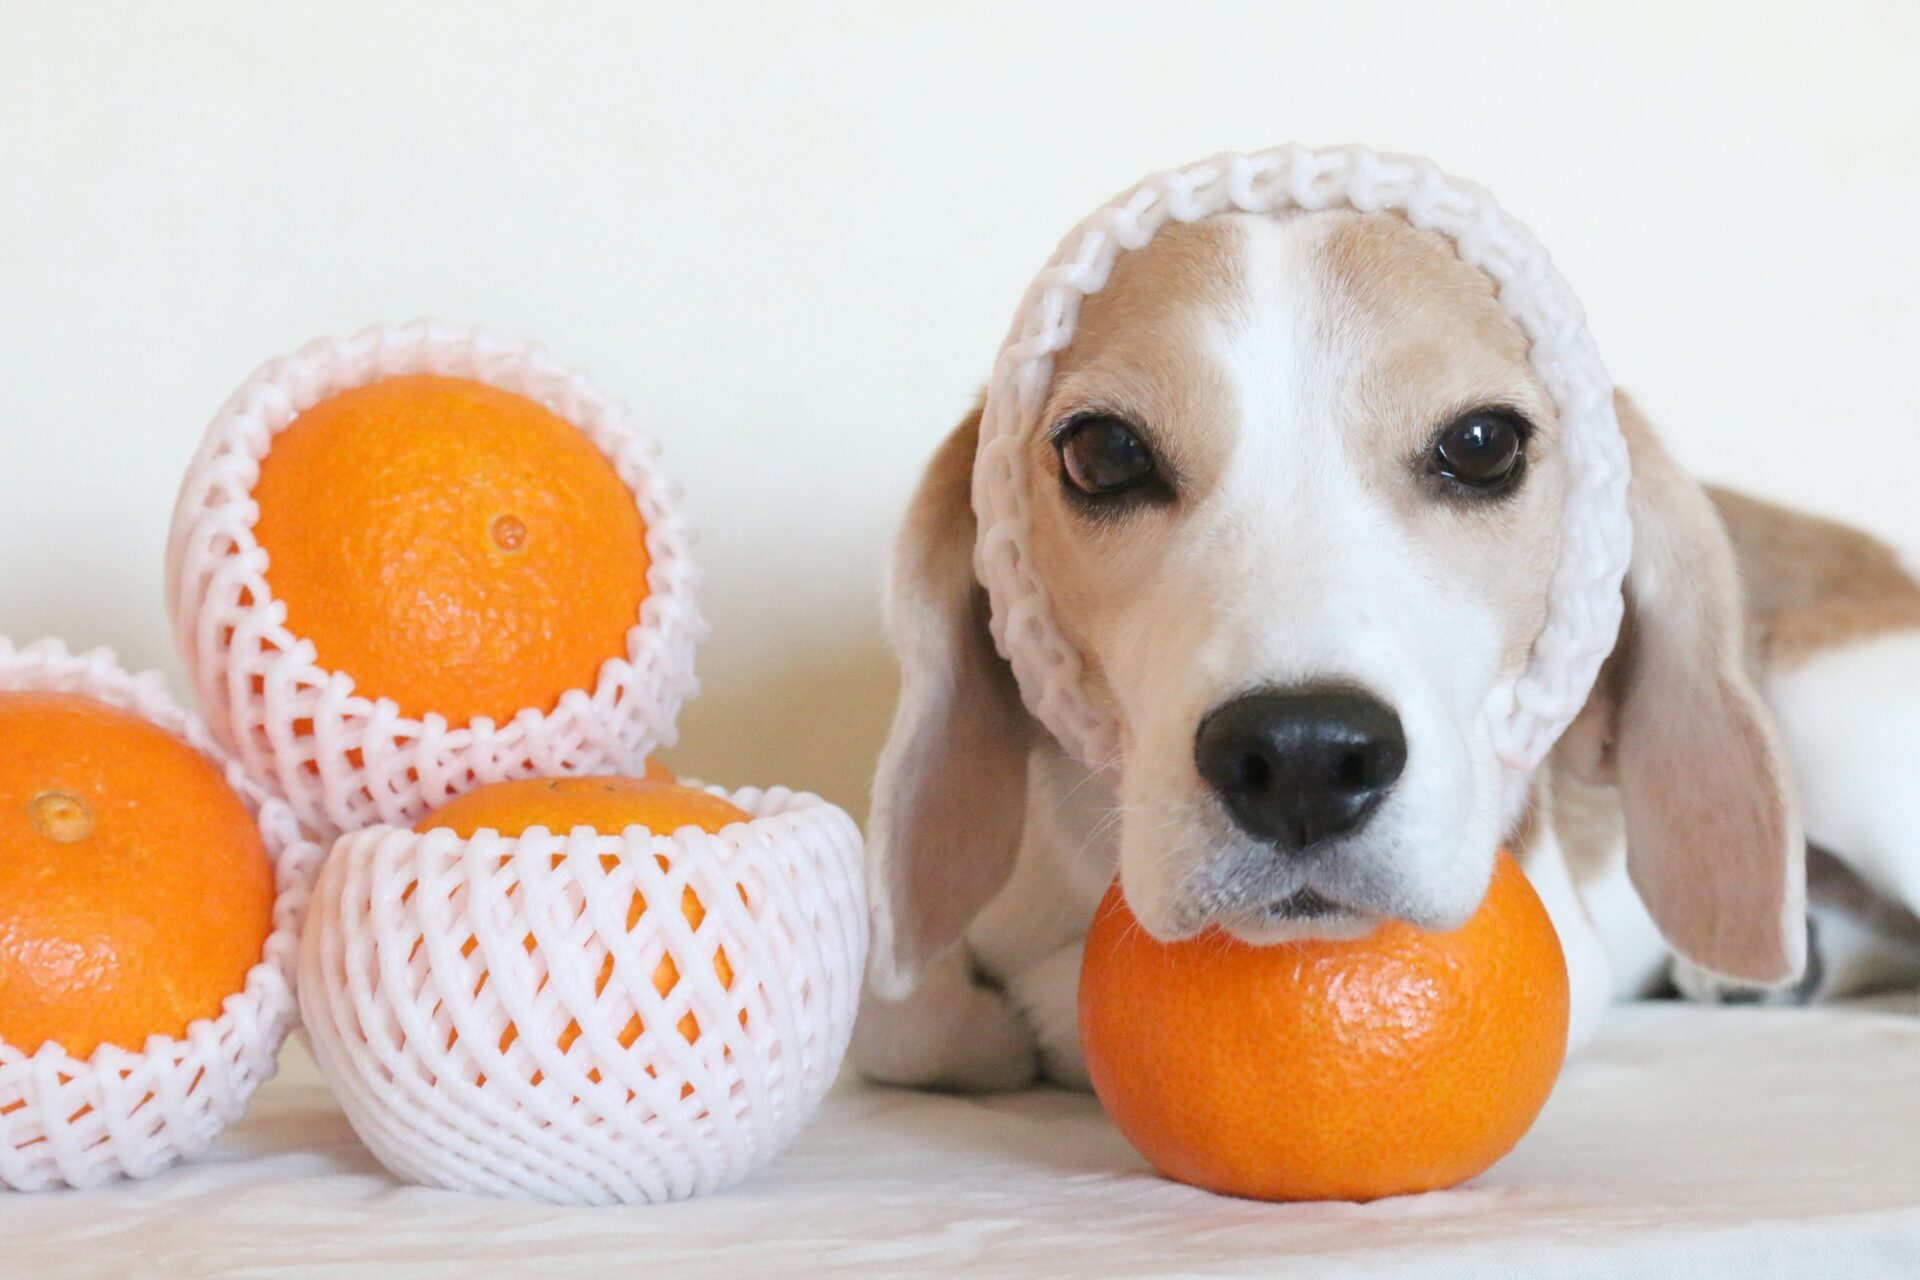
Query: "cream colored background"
3 2 1916 820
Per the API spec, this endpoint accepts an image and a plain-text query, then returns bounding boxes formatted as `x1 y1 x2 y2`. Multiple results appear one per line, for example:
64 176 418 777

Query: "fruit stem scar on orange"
489 513 528 552
28 790 94 843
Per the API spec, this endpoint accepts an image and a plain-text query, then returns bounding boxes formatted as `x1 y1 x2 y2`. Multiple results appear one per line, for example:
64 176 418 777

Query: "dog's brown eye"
1057 414 1159 499
1430 410 1528 493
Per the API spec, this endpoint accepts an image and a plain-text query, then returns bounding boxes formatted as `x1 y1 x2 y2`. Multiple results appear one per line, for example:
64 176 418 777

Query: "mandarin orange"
1078 851 1568 1201
250 373 650 727
414 776 748 1051
0 691 276 1058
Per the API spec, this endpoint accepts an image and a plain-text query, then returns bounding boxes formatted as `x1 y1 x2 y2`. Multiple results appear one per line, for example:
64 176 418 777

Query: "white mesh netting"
297 785 866 1206
0 637 324 1192
973 143 1632 777
166 320 705 841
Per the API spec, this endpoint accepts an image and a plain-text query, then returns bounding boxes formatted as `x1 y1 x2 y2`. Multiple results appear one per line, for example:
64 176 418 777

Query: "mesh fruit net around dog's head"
971 144 1630 778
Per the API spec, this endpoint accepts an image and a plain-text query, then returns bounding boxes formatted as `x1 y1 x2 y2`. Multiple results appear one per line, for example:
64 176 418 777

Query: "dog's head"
869 207 1802 994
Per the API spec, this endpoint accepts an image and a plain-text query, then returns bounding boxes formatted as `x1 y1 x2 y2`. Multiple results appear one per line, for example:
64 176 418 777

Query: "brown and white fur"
855 208 1920 1092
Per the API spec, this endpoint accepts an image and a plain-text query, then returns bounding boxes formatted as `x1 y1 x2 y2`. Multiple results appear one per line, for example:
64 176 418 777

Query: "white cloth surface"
5 1001 1918 1279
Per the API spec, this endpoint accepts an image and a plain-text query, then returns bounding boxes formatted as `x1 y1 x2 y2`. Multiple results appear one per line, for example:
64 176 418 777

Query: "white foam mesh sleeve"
297 785 866 1206
166 320 705 840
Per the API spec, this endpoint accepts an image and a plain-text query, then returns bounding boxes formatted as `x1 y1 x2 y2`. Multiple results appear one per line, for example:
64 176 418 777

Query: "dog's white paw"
1006 941 1091 1090
851 954 1039 1092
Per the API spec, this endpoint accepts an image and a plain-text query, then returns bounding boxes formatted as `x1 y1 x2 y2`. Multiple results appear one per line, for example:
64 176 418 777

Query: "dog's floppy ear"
866 402 1033 998
1559 394 1805 984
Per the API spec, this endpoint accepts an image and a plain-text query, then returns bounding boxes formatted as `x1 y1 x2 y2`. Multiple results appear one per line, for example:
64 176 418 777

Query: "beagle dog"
853 207 1920 1092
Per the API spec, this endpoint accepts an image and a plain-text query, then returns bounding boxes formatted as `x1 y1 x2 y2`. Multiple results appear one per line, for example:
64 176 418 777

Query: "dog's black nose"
1195 688 1407 850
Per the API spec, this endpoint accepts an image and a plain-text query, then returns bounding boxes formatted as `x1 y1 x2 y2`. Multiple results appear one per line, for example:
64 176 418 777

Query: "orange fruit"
250 373 650 727
414 776 749 1054
419 774 743 843
1078 851 1568 1201
0 691 276 1059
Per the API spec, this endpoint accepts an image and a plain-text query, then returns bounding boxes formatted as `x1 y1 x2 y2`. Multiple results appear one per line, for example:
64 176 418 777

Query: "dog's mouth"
1264 887 1347 920
1212 885 1379 945
1163 827 1398 943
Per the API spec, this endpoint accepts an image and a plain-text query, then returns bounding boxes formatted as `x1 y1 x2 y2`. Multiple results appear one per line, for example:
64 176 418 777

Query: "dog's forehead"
1227 210 1544 429
1047 210 1540 425
1047 218 1248 396
1316 210 1520 345
1313 211 1541 409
